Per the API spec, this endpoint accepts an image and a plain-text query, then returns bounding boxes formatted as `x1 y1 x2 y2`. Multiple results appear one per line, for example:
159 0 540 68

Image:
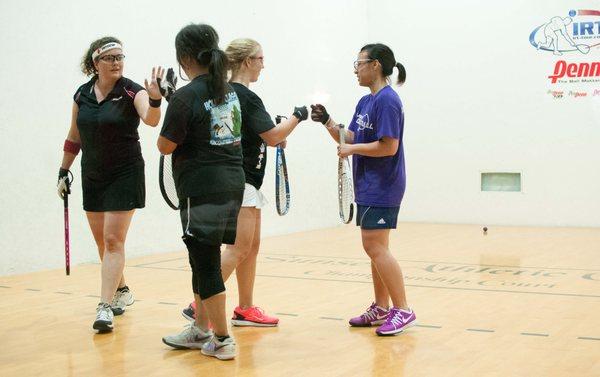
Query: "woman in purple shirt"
311 43 416 336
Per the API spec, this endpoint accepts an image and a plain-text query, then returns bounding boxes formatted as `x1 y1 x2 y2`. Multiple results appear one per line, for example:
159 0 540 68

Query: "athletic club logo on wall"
530 9 600 98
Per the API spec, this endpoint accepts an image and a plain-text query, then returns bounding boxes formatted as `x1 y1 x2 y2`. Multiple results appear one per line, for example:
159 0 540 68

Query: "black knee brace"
183 236 225 300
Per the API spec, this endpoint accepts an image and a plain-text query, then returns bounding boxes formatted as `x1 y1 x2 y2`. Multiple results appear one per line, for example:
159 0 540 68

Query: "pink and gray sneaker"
349 303 390 327
231 306 279 327
182 301 196 321
375 307 416 336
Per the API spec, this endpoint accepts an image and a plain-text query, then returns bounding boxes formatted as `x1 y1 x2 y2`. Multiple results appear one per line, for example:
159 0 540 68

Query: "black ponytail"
361 43 406 86
395 62 406 85
197 48 228 105
175 23 229 104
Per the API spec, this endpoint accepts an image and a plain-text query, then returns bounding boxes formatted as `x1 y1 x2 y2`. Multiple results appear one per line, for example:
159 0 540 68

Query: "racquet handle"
338 124 346 146
64 193 70 276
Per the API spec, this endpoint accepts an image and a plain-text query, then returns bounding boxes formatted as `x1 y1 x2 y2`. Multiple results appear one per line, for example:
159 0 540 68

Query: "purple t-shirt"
348 85 405 207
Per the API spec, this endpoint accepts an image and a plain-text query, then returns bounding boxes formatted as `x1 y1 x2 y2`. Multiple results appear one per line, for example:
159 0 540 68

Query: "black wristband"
149 97 162 108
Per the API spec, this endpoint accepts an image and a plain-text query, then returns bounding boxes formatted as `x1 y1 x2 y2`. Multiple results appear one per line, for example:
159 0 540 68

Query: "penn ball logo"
529 10 600 55
547 61 600 83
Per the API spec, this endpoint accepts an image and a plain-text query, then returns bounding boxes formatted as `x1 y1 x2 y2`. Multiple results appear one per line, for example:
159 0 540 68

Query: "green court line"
416 324 442 329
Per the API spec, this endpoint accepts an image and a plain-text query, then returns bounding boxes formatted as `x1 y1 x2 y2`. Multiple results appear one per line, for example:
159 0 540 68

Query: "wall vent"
481 172 522 192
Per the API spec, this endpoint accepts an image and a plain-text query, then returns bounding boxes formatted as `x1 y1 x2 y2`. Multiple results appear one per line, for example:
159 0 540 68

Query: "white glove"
57 168 71 199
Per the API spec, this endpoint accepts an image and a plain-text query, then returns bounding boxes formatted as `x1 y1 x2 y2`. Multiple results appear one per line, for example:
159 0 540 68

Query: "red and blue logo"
530 10 600 55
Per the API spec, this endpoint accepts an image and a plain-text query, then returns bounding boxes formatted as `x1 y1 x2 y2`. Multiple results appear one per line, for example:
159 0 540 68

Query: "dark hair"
175 24 228 104
361 43 406 85
81 36 122 77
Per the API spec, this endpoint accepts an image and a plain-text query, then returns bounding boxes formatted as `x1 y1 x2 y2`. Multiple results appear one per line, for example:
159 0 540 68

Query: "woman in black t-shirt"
181 38 308 327
158 24 243 361
57 37 163 333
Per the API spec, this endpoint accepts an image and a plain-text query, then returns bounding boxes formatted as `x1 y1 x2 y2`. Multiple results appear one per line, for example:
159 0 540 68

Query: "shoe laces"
361 303 383 321
184 322 211 336
111 294 121 306
385 309 405 326
239 306 264 316
97 303 112 319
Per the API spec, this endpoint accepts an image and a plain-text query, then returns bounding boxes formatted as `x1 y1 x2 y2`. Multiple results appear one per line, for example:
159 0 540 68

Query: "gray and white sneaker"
201 335 236 360
162 322 214 349
93 303 114 333
111 286 134 315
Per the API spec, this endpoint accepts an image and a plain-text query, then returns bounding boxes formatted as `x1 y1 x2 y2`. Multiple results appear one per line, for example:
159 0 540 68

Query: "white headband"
92 42 122 60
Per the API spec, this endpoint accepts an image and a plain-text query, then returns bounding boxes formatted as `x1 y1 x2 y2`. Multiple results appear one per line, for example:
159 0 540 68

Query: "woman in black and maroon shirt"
57 37 163 333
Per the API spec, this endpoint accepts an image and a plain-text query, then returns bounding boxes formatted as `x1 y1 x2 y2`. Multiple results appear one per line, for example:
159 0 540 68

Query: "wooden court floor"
1 223 599 376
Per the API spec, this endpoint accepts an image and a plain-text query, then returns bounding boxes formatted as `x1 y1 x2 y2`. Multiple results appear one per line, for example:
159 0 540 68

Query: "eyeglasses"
98 54 125 63
353 59 373 69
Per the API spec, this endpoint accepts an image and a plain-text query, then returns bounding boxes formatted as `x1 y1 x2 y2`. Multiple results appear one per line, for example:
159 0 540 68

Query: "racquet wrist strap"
324 118 335 129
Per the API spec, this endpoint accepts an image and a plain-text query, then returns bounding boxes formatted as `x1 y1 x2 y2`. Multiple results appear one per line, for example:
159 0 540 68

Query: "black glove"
292 106 308 121
57 168 71 199
310 104 330 125
157 67 177 102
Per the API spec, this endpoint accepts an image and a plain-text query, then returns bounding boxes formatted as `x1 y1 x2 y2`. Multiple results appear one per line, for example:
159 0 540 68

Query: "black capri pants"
180 191 243 299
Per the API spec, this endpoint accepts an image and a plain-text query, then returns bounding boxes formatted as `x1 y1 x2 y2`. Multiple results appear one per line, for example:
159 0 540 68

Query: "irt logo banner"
530 10 600 55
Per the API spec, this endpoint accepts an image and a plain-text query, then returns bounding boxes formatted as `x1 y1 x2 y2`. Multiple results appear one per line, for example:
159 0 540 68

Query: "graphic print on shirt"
356 113 373 131
204 92 242 146
255 143 266 169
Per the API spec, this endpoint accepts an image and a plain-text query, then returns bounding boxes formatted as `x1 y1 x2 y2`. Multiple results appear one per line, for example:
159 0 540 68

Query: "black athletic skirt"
82 162 145 212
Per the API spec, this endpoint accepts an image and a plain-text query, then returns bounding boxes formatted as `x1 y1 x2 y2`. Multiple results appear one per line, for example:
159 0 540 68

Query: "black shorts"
180 191 243 246
356 204 400 229
82 163 145 212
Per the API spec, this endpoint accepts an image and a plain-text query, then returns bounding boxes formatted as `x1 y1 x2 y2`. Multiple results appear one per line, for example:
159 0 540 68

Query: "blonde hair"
225 38 261 73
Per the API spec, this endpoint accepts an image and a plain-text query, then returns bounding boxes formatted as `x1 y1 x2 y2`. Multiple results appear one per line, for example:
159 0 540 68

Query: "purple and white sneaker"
376 307 417 336
349 303 390 327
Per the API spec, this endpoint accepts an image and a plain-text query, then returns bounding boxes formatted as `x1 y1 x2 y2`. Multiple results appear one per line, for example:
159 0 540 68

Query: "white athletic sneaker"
93 303 114 333
111 286 134 315
201 335 236 360
162 322 214 349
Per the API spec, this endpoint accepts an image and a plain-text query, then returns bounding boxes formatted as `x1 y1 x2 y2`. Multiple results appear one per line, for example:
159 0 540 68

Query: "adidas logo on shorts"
377 218 386 225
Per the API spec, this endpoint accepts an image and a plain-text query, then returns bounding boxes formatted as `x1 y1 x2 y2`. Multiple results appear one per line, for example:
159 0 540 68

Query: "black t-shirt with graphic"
230 82 275 189
160 75 245 200
74 77 144 180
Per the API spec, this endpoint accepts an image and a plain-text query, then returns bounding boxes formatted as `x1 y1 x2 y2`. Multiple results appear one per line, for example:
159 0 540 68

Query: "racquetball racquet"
63 170 73 275
159 154 179 210
575 44 591 54
337 124 354 224
275 115 291 216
